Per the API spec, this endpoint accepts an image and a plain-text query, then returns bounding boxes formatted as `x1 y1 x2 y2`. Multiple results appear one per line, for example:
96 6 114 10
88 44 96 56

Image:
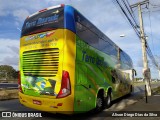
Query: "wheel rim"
107 95 111 106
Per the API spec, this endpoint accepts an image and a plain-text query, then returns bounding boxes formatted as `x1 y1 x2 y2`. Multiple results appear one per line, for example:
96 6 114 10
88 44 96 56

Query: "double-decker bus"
19 4 134 114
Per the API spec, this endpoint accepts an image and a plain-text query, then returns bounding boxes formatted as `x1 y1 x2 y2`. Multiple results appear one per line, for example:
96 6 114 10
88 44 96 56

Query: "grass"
133 81 160 86
0 89 18 100
152 86 160 95
133 82 145 86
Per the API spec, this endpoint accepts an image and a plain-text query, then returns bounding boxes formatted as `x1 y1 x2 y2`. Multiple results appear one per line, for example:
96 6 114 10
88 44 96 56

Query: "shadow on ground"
36 94 138 120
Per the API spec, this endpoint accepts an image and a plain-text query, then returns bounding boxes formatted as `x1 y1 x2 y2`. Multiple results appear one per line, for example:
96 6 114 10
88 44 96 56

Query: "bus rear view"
19 5 76 114
19 4 134 115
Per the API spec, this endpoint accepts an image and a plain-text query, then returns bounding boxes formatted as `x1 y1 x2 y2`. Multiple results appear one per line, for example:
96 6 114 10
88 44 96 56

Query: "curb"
0 89 18 101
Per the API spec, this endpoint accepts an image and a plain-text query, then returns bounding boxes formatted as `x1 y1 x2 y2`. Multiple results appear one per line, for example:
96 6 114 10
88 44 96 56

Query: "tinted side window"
120 51 133 69
75 15 99 49
75 11 118 59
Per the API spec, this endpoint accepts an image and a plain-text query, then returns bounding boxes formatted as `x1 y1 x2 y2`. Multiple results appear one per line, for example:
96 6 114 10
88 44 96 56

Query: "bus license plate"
33 100 42 105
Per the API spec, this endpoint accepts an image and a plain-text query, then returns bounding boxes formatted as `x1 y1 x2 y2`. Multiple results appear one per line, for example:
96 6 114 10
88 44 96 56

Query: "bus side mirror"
133 69 137 76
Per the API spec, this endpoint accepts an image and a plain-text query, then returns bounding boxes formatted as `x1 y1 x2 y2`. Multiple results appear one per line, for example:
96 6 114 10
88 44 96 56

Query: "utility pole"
159 67 160 79
131 0 152 96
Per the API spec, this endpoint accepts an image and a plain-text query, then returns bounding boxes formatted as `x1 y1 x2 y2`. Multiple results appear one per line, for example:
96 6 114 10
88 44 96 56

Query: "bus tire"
129 85 133 94
105 91 111 108
95 92 104 112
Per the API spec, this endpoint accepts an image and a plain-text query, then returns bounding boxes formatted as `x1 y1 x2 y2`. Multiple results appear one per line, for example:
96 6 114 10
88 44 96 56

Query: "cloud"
105 27 142 57
1 55 18 66
0 0 63 16
7 46 19 54
149 0 160 6
0 38 19 47
0 0 61 26
13 9 30 22
137 58 143 67
0 0 159 78
0 38 19 69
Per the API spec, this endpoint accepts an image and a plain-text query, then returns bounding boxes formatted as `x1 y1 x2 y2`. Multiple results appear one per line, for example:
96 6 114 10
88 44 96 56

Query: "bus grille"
22 48 59 77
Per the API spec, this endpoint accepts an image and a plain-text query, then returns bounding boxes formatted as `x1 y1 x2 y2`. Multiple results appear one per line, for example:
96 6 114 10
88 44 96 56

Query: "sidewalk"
89 95 160 120
121 95 160 111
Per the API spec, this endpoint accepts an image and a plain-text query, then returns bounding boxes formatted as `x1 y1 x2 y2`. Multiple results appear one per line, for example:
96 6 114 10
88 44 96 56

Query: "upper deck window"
21 7 64 37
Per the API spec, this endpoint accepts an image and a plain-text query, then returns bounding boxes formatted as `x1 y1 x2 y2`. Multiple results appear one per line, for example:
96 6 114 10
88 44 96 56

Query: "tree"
0 65 18 79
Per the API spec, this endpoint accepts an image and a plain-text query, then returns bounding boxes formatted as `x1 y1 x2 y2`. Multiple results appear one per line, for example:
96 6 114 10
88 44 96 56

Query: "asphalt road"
0 83 18 89
0 83 160 120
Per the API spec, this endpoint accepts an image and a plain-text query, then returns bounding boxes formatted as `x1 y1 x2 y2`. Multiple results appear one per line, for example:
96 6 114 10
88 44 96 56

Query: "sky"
0 0 160 79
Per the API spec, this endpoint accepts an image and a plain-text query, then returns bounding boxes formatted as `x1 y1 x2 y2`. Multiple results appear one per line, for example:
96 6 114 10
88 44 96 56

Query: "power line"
122 0 138 26
146 1 160 12
142 8 160 13
126 0 138 22
114 0 159 69
149 2 160 7
114 0 141 38
148 6 155 55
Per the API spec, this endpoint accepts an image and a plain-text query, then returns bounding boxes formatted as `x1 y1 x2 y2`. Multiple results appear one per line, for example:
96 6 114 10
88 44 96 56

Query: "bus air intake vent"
22 48 59 77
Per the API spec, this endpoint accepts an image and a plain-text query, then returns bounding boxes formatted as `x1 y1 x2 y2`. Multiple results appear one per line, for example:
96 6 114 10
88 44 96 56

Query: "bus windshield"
21 7 64 37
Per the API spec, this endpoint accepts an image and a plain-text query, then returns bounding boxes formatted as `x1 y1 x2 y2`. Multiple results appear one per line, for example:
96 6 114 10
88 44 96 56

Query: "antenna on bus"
17 27 21 32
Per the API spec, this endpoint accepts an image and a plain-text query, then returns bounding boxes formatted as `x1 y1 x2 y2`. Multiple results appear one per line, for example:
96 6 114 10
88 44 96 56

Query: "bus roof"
27 4 65 18
25 4 132 65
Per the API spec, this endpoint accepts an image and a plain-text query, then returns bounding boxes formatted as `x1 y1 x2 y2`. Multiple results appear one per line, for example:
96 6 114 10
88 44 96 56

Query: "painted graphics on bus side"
74 36 131 112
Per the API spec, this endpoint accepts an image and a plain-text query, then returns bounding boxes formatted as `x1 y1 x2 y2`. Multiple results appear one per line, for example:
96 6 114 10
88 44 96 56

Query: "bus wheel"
105 92 111 108
95 93 103 112
129 85 133 95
